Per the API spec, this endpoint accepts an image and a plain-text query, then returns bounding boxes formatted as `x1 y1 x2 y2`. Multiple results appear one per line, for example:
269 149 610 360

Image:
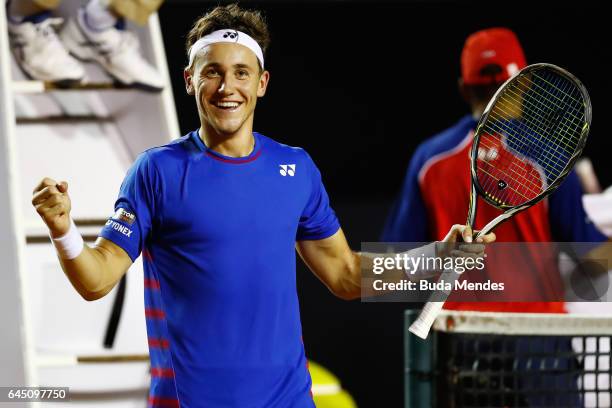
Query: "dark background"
158 2 610 406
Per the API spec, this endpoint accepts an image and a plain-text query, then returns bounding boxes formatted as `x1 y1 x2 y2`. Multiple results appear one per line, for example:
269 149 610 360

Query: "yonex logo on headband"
188 29 264 69
223 31 238 40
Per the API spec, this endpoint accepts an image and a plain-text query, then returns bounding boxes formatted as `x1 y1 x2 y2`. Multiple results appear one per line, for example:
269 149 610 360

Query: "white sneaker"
8 16 85 85
60 8 164 92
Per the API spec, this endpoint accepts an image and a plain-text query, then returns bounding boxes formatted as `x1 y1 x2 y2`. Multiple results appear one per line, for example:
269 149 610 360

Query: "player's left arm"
296 228 360 300
297 225 494 300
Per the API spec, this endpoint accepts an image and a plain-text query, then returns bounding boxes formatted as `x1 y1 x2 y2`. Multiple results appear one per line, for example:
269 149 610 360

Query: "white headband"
188 29 265 69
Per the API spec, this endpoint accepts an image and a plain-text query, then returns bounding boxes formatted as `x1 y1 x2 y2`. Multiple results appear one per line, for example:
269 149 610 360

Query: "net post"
405 309 435 408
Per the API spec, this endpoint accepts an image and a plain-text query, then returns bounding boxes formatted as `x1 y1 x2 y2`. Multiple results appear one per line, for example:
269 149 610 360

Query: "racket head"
470 63 591 211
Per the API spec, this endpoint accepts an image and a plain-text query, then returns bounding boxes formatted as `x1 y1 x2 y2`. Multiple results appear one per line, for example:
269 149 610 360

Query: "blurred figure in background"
381 27 607 312
6 0 164 90
575 157 602 194
382 27 608 407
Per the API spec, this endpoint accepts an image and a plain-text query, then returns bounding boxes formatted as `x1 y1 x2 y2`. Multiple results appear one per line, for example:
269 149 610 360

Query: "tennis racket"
409 63 592 339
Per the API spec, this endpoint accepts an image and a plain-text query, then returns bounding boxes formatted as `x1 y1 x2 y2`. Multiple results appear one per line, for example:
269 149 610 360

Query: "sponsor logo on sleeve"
105 219 133 238
112 208 136 225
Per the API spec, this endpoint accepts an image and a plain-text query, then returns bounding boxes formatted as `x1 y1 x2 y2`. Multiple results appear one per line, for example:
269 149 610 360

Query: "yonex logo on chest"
279 164 296 176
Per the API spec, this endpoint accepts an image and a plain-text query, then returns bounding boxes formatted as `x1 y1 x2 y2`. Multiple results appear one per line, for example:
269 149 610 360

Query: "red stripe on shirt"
148 396 179 407
151 368 175 378
143 249 153 261
145 308 166 319
148 338 170 348
144 278 160 289
205 148 262 164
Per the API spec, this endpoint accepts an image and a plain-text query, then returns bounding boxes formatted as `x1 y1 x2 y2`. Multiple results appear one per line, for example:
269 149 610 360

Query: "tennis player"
31 4 494 407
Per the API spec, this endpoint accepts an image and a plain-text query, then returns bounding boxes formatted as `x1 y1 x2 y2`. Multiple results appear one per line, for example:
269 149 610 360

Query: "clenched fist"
32 177 72 238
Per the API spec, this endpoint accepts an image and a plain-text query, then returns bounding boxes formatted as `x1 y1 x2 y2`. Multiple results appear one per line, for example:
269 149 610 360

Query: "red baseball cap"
461 28 527 85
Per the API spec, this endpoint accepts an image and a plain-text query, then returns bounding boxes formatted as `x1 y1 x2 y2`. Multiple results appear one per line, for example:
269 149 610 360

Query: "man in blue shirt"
31 5 493 407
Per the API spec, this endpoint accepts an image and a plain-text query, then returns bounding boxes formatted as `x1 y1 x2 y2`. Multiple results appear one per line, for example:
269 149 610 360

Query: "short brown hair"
185 4 270 67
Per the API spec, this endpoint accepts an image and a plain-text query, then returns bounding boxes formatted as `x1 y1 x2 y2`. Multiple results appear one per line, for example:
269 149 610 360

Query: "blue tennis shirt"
100 130 340 407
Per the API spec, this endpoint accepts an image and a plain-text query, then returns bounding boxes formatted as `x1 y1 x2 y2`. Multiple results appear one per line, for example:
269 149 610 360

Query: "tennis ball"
309 361 357 408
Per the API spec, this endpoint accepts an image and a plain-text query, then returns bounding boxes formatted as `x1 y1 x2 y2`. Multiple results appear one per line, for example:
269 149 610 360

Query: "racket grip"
409 268 459 339
409 301 444 339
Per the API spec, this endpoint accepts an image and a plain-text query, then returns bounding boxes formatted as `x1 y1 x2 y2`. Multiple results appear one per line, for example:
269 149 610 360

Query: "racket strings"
477 165 536 203
480 125 577 204
475 67 586 207
512 74 584 156
477 138 544 203
479 137 545 187
478 126 560 206
481 118 562 181
521 75 584 124
478 125 545 184
496 74 582 166
484 111 567 184
488 107 570 178
486 94 573 180
497 84 580 155
507 71 583 148
519 72 584 147
515 71 584 174
526 71 585 117
478 124 549 200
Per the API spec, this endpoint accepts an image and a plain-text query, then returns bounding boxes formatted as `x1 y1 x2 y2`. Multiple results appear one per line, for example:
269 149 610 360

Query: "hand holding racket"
409 63 592 339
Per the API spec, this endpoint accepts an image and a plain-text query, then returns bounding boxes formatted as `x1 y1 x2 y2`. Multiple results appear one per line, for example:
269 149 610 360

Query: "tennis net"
405 310 612 408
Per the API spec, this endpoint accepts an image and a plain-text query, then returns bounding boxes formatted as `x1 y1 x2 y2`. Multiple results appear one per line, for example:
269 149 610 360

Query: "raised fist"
32 177 72 238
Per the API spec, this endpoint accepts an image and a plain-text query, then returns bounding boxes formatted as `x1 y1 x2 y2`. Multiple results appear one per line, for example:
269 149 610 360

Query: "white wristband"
51 218 84 260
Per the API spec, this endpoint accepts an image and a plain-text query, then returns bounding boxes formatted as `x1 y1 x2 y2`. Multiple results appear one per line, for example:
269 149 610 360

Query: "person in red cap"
382 26 605 311
461 28 525 86
382 27 605 406
459 28 526 118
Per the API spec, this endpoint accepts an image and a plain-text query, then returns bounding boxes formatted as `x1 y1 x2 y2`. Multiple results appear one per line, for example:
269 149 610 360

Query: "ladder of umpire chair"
0 1 179 406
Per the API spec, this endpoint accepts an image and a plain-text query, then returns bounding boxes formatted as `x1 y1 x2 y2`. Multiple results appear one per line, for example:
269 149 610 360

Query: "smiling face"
184 42 269 139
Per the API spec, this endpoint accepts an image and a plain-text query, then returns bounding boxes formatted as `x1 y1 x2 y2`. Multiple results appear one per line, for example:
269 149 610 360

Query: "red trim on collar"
205 148 262 164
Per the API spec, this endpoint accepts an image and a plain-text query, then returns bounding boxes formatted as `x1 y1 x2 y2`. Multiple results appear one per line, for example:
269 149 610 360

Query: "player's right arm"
32 177 133 301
